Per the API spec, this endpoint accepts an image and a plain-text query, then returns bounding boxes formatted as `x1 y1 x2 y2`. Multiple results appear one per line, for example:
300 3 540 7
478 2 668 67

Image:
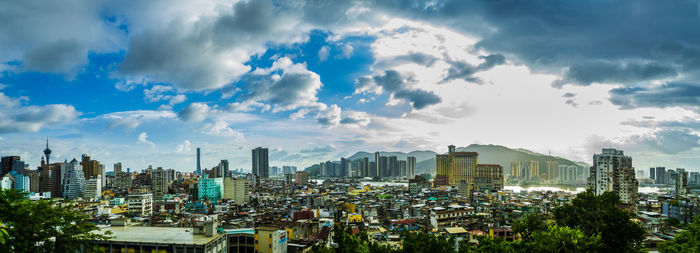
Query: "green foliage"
401 231 455 253
552 190 645 252
459 225 602 253
459 236 516 253
523 225 603 252
512 214 547 240
0 189 110 253
659 216 700 253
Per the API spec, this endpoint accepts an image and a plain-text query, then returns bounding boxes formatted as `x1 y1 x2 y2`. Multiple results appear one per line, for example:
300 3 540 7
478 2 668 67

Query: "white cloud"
99 110 177 129
0 92 81 134
176 140 192 152
341 44 354 59
137 132 155 147
318 46 330 61
178 103 210 122
199 120 245 141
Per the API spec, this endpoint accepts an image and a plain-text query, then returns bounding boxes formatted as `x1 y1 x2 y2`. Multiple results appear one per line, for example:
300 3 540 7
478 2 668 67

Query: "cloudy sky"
1 0 700 173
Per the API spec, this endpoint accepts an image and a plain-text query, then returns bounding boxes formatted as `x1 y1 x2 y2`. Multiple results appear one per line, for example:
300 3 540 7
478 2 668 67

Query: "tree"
0 189 110 253
523 225 603 253
552 190 645 252
512 214 547 241
401 231 455 253
659 216 700 253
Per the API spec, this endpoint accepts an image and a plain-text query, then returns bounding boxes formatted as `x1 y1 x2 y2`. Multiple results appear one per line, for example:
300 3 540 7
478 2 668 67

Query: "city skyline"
2 1 700 171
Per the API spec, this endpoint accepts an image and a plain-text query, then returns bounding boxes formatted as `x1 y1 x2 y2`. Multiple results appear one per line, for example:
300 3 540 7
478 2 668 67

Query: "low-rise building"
126 193 153 216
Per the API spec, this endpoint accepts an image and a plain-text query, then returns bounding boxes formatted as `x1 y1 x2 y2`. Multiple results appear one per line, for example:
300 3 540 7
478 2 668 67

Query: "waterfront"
311 179 663 194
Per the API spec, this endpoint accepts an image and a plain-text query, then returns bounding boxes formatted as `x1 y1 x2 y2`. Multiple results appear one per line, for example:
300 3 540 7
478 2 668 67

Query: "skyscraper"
252 147 269 179
510 161 521 179
655 167 666 185
1 156 20 177
407 156 416 178
114 162 122 174
374 152 380 178
196 147 202 176
62 158 85 200
587 148 638 203
435 145 478 186
152 167 168 198
388 156 398 177
398 160 407 178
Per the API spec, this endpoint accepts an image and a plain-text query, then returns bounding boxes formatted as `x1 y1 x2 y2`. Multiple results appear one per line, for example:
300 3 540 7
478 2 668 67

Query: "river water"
311 179 663 194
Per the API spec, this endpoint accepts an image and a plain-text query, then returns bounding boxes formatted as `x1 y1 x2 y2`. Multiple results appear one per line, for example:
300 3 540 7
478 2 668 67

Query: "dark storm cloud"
394 89 441 110
554 61 677 87
23 39 86 74
609 83 700 111
357 70 441 110
635 129 700 155
374 52 440 69
443 54 505 83
375 1 700 91
562 93 576 98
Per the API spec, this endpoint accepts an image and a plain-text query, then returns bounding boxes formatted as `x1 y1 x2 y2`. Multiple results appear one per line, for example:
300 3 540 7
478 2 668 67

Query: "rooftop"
94 226 221 245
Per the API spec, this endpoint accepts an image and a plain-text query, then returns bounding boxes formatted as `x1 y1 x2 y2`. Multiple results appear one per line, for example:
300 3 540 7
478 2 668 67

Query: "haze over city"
1 1 700 172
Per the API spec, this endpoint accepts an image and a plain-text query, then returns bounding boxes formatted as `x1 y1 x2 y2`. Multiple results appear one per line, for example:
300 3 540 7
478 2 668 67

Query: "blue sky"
2 0 700 173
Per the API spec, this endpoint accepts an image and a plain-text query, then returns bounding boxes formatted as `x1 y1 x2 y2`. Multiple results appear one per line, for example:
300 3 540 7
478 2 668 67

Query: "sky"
1 0 700 173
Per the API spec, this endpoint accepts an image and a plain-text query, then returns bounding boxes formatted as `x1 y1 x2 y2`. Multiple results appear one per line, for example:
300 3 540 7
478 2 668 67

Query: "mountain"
304 144 589 176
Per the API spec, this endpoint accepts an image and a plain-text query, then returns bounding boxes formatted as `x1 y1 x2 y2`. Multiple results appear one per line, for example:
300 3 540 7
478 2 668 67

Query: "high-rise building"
398 160 407 178
113 171 132 192
39 160 62 198
1 156 20 177
636 170 645 179
62 158 85 200
282 166 297 174
510 161 521 179
407 156 416 178
214 160 229 178
223 178 250 204
649 167 655 180
340 158 349 178
655 167 666 185
196 147 202 176
80 154 104 182
435 145 478 186
114 162 122 174
198 175 224 201
587 148 638 204
9 170 30 194
545 161 559 180
388 156 398 177
473 164 504 190
669 168 689 197
369 161 376 178
378 156 388 178
295 171 309 185
528 160 540 181
151 167 169 199
84 177 102 199
374 152 381 178
252 147 269 179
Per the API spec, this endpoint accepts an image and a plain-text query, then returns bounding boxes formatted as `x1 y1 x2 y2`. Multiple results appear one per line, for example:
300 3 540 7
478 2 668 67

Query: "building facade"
252 147 269 179
587 148 638 203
